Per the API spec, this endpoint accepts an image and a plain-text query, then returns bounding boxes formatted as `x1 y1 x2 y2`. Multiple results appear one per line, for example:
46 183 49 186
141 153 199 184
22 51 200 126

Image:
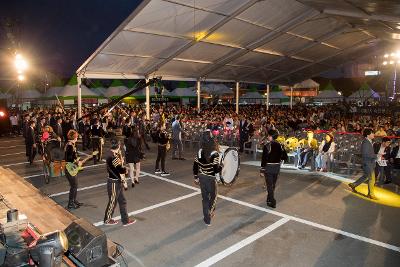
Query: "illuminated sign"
365 71 380 76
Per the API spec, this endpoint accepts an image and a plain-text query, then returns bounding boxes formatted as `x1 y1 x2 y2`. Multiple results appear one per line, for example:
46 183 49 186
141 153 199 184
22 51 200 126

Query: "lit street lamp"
381 51 400 100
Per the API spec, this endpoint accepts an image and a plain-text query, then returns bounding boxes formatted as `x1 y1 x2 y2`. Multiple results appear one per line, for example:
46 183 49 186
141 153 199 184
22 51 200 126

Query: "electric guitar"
66 151 99 176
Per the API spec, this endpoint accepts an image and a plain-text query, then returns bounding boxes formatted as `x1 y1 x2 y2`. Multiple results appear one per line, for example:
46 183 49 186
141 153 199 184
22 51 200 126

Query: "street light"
18 74 25 81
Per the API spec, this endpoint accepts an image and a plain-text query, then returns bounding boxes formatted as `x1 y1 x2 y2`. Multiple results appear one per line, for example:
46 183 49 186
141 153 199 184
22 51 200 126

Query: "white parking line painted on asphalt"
93 192 200 227
142 171 400 253
49 174 146 197
2 160 41 167
242 161 354 183
0 152 25 157
195 217 290 267
23 174 43 179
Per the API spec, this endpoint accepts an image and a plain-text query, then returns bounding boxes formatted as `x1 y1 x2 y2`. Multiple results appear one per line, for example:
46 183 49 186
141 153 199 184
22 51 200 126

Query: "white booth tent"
314 81 342 103
76 0 391 117
44 86 64 98
20 89 42 99
293 79 320 90
60 84 99 97
348 85 380 101
105 82 130 97
240 91 265 104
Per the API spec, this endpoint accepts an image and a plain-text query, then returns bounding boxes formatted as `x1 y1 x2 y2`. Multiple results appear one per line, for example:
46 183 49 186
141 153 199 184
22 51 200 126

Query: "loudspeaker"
64 219 108 267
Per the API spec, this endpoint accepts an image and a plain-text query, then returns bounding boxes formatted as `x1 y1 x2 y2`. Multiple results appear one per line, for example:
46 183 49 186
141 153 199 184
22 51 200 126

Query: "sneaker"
155 169 162 174
123 218 136 226
161 171 170 176
104 219 119 225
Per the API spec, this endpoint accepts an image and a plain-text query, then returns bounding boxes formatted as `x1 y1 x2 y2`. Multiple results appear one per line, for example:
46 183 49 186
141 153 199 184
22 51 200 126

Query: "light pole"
14 53 28 106
382 51 399 100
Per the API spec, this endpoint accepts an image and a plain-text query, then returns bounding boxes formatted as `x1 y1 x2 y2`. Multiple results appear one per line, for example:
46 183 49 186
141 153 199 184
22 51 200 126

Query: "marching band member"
260 129 287 209
103 139 136 226
193 130 222 226
64 130 83 209
91 118 106 164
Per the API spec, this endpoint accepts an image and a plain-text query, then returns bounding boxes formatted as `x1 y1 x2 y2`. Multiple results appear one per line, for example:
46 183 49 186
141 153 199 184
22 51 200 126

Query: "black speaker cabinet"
64 218 108 267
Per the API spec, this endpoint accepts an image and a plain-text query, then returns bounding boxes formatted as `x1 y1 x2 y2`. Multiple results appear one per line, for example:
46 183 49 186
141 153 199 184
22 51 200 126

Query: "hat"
110 139 120 150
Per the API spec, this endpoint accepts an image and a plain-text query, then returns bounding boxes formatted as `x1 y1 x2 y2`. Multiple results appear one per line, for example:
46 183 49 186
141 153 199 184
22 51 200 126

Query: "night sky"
0 0 142 81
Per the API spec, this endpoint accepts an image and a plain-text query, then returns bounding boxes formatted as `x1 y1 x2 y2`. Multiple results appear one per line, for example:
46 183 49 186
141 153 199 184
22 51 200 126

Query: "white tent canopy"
293 79 319 89
77 0 380 85
170 87 197 97
60 85 99 97
314 90 343 103
104 86 130 97
44 87 64 98
20 89 42 99
202 84 233 96
348 87 380 100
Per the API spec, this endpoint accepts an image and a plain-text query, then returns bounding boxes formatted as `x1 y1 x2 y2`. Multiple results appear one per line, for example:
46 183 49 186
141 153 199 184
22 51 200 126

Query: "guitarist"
65 130 83 209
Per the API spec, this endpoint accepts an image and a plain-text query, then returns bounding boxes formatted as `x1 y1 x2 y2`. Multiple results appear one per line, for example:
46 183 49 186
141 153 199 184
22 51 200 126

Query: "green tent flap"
271 85 281 92
177 81 188 88
359 81 370 91
67 75 78 86
109 79 125 87
126 80 137 88
321 80 336 91
90 80 103 88
53 77 65 87
248 84 258 92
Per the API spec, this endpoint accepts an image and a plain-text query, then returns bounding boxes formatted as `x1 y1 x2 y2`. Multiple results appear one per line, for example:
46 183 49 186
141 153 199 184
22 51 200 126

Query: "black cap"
110 139 120 149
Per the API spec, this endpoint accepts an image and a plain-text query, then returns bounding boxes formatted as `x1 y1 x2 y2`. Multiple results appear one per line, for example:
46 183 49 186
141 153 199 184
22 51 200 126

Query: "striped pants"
104 180 129 224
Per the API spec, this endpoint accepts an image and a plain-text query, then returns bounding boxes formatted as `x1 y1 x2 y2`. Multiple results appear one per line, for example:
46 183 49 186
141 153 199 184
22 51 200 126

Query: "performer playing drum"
193 130 222 226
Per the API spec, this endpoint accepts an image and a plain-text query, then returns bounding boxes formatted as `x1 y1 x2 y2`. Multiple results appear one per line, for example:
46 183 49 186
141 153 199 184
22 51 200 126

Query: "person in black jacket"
64 130 83 209
25 120 37 164
125 126 143 187
155 124 170 176
103 139 136 226
260 129 287 209
193 130 222 226
91 118 106 164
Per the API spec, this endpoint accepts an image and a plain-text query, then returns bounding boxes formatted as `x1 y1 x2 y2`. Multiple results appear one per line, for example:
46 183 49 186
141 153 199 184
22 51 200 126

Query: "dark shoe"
384 180 392 184
134 180 139 184
203 218 211 226
161 171 170 176
67 203 80 209
348 183 357 193
179 158 186 160
266 201 276 209
172 157 178 160
123 218 136 227
131 183 135 188
104 219 119 225
74 201 84 206
155 169 161 174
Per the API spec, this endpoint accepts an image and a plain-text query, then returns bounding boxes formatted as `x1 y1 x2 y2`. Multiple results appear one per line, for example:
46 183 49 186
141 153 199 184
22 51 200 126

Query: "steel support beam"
235 82 239 114
145 78 150 120
144 0 259 76
269 37 376 83
239 26 347 80
77 74 82 118
200 9 318 78
197 79 201 113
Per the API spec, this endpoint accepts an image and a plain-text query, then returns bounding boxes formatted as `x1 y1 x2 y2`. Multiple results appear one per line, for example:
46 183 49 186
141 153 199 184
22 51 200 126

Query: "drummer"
193 130 222 226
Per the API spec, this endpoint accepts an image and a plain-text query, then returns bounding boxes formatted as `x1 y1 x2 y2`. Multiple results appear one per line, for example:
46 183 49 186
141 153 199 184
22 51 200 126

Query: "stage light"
397 25 400 30
15 54 28 72
30 231 68 266
384 54 389 58
18 74 25 81
390 53 396 57
389 61 394 64
383 61 388 65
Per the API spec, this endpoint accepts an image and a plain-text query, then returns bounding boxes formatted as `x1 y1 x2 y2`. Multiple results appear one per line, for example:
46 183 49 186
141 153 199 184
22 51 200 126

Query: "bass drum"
218 147 240 186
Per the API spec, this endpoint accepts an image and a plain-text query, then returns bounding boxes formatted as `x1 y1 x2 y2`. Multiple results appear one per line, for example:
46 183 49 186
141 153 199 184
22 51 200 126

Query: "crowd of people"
4 102 400 224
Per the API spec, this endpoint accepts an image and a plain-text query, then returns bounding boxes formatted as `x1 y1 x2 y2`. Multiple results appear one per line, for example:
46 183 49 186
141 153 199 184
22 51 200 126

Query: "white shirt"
396 147 400 159
10 116 18 126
